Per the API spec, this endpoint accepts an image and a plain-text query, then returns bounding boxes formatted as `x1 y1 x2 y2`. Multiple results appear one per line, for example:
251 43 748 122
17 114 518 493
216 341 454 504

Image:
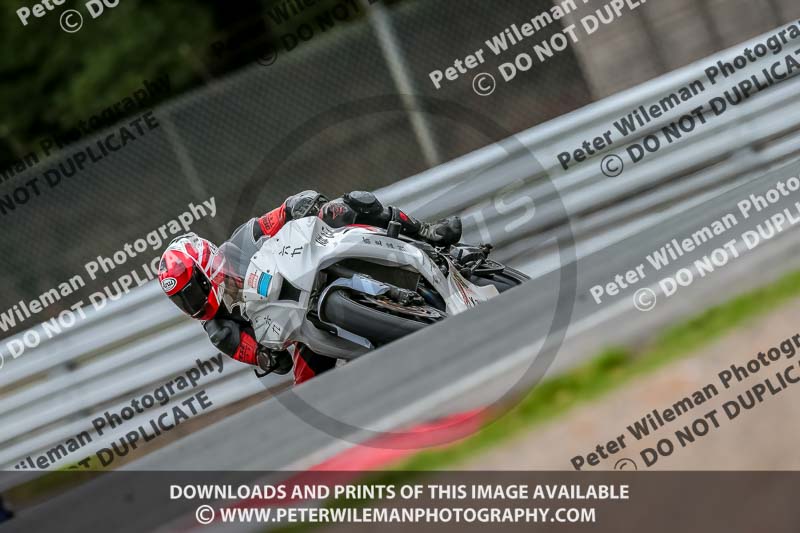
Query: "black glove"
256 348 293 375
203 319 241 357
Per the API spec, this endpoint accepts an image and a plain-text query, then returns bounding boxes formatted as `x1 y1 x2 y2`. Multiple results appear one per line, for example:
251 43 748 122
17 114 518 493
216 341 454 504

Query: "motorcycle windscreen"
216 241 249 305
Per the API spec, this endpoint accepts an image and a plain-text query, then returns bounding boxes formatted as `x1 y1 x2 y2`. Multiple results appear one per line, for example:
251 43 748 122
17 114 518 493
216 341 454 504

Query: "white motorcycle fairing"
240 217 498 359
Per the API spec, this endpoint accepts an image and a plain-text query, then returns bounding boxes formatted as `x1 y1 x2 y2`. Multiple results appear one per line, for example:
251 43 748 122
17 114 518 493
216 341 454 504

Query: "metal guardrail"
379 35 800 272
2 24 800 481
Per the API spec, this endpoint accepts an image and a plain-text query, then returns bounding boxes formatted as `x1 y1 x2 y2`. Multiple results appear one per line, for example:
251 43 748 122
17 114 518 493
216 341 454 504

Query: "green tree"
0 0 218 163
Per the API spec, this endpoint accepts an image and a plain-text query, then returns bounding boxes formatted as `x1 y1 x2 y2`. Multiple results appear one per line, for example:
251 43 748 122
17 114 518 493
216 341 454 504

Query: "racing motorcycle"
221 216 528 369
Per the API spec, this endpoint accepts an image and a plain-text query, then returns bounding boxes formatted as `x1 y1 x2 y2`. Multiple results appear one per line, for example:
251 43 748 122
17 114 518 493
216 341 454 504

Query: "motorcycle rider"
158 190 462 385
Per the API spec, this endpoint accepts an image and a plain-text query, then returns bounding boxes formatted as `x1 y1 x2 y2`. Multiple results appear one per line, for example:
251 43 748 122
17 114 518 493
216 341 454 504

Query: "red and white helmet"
158 233 226 320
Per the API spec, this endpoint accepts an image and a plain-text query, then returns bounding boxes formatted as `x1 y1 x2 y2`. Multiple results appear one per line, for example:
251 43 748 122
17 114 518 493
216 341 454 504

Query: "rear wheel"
321 289 446 346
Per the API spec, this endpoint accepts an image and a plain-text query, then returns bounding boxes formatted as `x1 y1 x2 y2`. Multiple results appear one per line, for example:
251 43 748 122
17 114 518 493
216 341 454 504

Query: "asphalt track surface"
7 157 800 532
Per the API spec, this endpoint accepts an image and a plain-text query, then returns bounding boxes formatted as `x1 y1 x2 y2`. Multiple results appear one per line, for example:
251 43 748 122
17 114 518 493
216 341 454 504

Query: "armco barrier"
1 25 800 485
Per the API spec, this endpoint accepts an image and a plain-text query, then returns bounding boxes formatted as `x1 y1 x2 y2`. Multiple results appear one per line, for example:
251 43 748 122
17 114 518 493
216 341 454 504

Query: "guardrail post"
361 0 442 168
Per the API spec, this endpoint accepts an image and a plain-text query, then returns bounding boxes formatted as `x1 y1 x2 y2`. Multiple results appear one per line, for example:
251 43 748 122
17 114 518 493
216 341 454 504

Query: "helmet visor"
168 266 212 318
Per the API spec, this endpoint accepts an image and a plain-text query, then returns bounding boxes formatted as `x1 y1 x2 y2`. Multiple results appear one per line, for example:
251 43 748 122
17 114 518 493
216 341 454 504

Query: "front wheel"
321 289 446 346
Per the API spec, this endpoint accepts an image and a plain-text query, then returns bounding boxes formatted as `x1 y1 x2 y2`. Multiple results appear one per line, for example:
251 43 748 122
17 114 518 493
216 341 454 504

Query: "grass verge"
272 268 800 533
378 267 800 471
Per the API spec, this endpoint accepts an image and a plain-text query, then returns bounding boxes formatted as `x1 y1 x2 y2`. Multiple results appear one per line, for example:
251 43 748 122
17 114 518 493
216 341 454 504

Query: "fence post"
361 1 443 169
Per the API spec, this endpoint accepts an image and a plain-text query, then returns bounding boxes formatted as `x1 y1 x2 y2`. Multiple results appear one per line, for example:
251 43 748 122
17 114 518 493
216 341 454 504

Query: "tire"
321 290 441 346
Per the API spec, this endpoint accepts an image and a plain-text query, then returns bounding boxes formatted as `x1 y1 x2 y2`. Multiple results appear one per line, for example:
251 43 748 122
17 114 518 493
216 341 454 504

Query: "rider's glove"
204 319 259 366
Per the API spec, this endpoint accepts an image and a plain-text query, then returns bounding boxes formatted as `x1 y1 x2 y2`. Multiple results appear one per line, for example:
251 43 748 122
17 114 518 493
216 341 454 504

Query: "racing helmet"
158 233 226 320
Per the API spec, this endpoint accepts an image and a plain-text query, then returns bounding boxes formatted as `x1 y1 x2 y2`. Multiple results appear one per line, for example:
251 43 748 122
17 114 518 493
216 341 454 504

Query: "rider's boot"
342 191 463 246
414 215 462 246
385 208 462 246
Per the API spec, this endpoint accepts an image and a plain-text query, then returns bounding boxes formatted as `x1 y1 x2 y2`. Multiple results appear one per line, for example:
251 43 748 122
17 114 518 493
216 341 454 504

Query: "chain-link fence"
1 0 799 339
0 0 591 338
